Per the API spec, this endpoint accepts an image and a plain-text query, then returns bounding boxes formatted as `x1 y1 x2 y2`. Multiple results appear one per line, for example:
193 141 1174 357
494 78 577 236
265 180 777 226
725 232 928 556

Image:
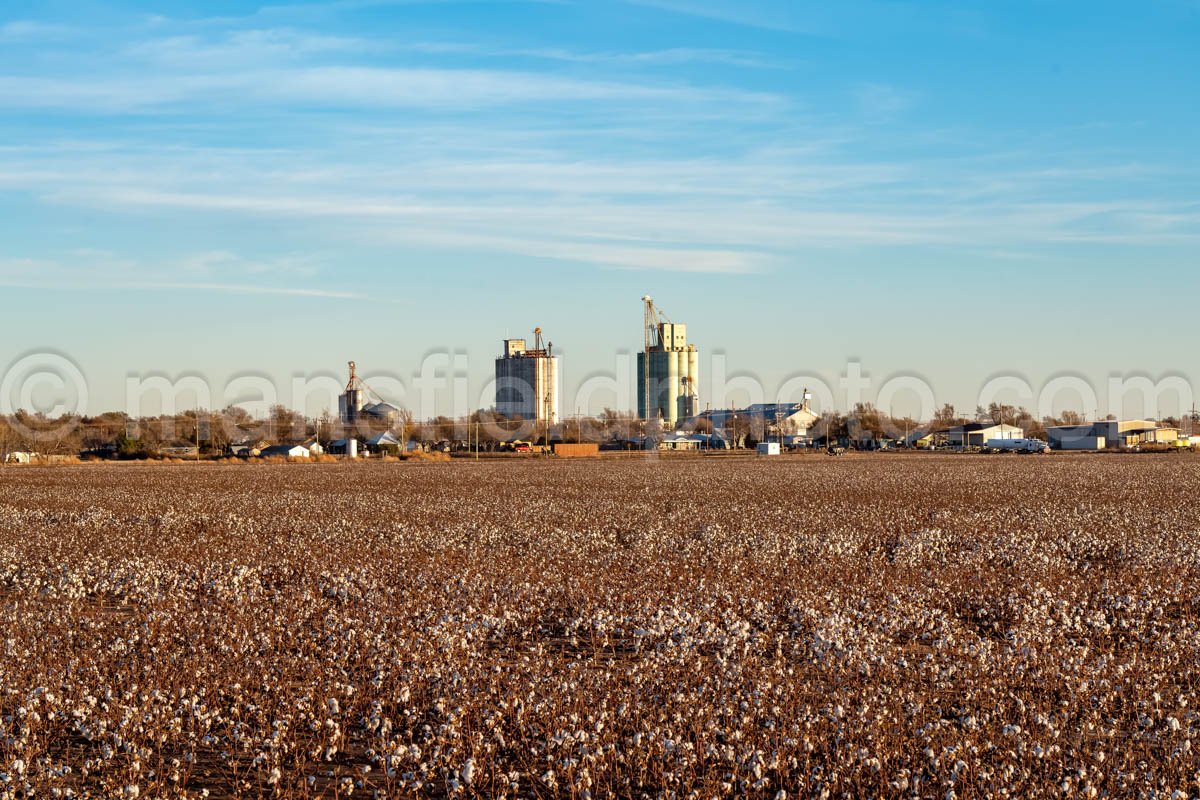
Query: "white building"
495 330 559 426
689 400 819 439
943 423 1024 447
366 431 402 451
638 320 699 428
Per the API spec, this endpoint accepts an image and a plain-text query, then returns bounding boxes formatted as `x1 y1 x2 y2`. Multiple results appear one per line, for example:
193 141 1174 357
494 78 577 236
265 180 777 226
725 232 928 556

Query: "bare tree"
0 416 13 464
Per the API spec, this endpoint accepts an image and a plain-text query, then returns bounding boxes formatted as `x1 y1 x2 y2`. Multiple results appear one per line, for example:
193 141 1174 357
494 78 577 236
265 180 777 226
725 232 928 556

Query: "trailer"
985 438 1051 454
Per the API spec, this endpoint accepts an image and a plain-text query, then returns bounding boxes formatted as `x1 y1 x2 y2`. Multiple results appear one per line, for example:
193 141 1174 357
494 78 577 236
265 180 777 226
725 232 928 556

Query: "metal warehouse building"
1047 420 1179 450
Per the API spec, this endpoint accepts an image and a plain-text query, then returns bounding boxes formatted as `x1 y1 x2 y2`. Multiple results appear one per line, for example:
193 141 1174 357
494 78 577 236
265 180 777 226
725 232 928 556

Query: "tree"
600 408 640 442
0 416 13 463
887 415 920 442
315 411 336 447
933 404 961 429
1059 410 1085 426
394 408 414 442
817 412 847 447
116 435 145 460
849 403 885 442
724 413 751 448
268 405 305 443
432 416 456 442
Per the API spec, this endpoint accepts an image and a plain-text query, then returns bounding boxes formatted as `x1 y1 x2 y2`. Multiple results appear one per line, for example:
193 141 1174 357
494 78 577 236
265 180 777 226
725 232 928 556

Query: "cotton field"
1 455 1199 799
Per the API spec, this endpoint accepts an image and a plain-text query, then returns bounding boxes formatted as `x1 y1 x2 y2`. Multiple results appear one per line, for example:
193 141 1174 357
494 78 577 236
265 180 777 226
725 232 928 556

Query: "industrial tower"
338 361 365 424
495 327 560 427
638 296 698 428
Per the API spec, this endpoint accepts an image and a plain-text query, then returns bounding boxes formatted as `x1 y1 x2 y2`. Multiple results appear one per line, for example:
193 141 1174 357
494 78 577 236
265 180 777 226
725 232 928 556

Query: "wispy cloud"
123 281 367 299
0 20 74 41
620 0 817 33
0 5 1195 295
5 133 1197 282
0 257 364 302
124 28 370 67
855 83 916 120
408 41 786 69
0 64 781 113
0 253 364 300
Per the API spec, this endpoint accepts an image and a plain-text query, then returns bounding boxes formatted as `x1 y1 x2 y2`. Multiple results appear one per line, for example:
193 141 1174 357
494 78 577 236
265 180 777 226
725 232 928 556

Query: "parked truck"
985 438 1051 454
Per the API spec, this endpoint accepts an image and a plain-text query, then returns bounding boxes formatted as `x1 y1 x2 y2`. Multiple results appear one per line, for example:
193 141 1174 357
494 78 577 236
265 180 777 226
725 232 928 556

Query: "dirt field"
1 455 1198 798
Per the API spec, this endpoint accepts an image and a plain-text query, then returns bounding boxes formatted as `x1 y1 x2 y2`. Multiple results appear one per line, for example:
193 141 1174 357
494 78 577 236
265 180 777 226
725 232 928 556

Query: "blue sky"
1 0 1197 419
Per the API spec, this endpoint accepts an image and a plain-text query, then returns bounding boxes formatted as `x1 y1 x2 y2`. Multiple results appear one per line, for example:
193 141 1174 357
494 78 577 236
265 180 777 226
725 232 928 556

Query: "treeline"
0 406 645 459
1 402 1185 461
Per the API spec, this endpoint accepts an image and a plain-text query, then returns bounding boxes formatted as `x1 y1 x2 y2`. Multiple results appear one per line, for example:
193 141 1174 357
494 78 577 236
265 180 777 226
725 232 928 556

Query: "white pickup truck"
985 438 1051 454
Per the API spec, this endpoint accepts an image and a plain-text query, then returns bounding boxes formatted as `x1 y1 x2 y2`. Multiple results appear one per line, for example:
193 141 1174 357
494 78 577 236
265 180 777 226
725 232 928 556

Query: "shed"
943 423 1024 447
366 431 402 450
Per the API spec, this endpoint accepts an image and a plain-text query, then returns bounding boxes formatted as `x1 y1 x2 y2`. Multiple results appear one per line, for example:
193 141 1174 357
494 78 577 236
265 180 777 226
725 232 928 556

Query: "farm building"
366 431 403 452
1045 426 1107 450
658 433 704 450
230 439 267 457
689 399 820 438
904 430 937 449
942 423 1024 447
259 444 311 459
3 451 36 464
1047 420 1179 450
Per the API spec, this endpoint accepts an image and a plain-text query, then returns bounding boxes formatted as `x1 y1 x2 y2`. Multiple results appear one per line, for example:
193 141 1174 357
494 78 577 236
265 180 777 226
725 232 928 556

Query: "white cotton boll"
461 759 475 786
267 768 281 785
327 698 340 715
123 786 139 799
